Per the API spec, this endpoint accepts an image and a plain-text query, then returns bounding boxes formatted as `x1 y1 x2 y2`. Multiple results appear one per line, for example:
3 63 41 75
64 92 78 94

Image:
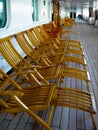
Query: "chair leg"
47 106 55 125
90 113 97 130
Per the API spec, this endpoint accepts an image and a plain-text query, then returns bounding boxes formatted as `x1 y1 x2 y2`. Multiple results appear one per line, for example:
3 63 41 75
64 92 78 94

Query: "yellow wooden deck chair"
39 24 80 46
39 25 82 53
31 26 81 49
62 17 74 28
26 28 84 58
28 27 66 55
14 31 86 67
0 68 97 130
26 28 82 61
14 31 52 66
61 17 77 28
39 25 83 57
33 26 81 51
26 28 57 57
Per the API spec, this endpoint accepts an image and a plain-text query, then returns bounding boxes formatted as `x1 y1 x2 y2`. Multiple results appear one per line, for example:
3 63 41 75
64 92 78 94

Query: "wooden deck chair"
30 27 66 54
26 28 66 57
61 17 77 28
25 28 57 57
0 68 97 130
65 18 77 28
39 24 80 44
39 25 83 56
27 26 81 49
39 25 83 59
26 28 84 58
33 26 82 51
0 35 84 68
0 36 90 88
39 24 81 44
44 21 61 38
14 31 52 66
32 26 80 49
15 31 86 67
62 17 74 28
9 63 90 92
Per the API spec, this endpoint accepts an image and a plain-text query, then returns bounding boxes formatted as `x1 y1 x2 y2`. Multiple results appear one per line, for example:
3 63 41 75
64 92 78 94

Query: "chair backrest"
15 32 33 56
33 26 46 44
15 32 40 59
26 29 54 57
15 32 51 66
26 29 41 48
39 25 49 39
0 36 49 85
0 36 29 69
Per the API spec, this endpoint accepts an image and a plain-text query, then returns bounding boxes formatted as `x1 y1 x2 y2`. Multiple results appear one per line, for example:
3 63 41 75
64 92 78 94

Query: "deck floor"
0 21 98 130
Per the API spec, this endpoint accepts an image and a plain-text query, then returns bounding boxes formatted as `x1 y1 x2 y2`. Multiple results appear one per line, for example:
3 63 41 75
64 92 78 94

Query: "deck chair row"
60 17 77 29
0 35 87 87
0 23 97 130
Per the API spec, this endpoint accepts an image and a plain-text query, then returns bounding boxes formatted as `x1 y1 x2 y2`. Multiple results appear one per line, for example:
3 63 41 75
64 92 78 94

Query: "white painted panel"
10 0 32 27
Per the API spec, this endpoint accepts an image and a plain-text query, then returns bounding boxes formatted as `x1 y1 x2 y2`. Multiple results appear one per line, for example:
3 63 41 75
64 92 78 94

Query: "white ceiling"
58 0 97 10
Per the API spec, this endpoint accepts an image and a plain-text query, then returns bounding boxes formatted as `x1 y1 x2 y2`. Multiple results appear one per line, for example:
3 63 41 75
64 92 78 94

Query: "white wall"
0 0 51 38
0 0 33 38
83 7 89 21
10 0 32 27
38 0 49 21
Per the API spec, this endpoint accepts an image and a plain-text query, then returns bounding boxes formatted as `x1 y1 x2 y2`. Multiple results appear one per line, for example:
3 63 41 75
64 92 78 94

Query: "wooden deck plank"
59 107 69 130
0 120 10 130
52 106 62 127
77 110 85 129
7 113 24 130
68 109 76 130
24 123 33 130
0 113 8 123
